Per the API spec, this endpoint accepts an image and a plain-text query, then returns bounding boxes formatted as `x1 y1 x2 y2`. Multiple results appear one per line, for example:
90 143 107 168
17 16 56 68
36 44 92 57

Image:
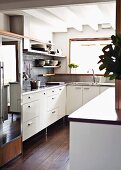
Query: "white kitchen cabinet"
45 108 59 127
10 82 21 112
58 86 66 119
67 86 83 115
47 94 59 111
82 86 100 105
22 90 47 141
22 85 66 140
23 117 40 141
46 87 59 127
45 85 66 127
99 86 110 94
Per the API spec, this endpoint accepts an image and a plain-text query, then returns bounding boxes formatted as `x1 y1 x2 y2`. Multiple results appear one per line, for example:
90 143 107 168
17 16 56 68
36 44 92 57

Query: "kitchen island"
69 87 121 170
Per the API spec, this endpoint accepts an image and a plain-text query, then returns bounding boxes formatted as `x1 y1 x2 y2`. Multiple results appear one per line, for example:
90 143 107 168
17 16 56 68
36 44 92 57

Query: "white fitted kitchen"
0 0 119 169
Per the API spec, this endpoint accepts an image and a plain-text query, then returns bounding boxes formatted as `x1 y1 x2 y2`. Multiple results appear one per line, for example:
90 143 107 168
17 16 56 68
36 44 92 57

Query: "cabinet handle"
28 122 32 126
52 98 55 100
52 90 54 92
75 87 82 89
59 89 62 91
44 92 46 95
28 106 31 108
52 111 55 114
28 96 31 99
84 87 90 90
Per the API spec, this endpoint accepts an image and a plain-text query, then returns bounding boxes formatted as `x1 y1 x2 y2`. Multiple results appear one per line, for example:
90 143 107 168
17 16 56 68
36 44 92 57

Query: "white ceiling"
2 1 116 32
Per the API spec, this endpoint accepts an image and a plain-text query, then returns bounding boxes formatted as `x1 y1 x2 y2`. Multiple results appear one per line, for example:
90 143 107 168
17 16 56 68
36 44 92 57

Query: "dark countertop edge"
68 117 121 126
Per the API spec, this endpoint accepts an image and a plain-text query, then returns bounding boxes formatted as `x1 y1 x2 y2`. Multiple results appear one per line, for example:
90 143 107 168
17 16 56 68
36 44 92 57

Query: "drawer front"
46 108 58 127
23 100 40 122
46 88 59 96
47 94 59 111
23 117 40 141
23 91 44 104
58 86 65 94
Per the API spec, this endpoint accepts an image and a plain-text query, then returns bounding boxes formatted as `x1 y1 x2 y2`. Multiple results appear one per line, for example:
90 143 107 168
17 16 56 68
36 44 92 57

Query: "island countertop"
68 87 121 125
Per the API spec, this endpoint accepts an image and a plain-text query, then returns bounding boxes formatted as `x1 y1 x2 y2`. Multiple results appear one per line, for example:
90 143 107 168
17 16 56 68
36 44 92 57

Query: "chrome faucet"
87 68 96 83
91 69 96 83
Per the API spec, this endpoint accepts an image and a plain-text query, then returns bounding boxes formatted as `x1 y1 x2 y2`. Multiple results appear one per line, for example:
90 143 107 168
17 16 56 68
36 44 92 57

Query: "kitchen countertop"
22 81 115 94
22 84 66 95
68 87 121 125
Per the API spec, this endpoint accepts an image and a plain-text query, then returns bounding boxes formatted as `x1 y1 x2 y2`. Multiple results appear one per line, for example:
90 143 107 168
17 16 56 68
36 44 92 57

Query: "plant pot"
115 79 121 109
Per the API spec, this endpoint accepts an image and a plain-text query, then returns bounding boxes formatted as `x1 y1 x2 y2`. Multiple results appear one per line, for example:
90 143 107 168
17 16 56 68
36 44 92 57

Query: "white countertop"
22 84 66 95
68 87 121 124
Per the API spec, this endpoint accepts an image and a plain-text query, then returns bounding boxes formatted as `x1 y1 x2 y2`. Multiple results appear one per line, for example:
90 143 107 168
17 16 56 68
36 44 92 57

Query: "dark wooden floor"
1 121 69 170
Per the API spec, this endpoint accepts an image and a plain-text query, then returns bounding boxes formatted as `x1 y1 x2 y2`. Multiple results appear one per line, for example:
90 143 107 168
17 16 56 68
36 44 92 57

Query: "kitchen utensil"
31 44 46 51
45 60 50 66
30 80 37 90
35 59 45 67
37 80 41 88
49 60 58 66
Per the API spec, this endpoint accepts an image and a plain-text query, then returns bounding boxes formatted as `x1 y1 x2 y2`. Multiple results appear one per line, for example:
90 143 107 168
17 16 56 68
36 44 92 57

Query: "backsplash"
23 53 52 87
49 75 115 83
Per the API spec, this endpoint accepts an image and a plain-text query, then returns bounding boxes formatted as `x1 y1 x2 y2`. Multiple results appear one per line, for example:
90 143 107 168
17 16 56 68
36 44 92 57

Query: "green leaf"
99 64 105 70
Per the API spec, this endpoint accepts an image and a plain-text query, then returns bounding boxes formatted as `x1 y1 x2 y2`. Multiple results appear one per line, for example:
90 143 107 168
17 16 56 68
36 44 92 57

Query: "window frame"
69 37 111 75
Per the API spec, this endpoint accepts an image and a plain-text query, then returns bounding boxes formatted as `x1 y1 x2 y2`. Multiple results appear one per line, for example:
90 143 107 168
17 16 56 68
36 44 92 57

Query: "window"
69 38 111 74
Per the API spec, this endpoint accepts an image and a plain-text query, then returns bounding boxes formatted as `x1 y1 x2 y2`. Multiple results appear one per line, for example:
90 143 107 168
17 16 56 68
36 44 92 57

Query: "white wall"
53 25 115 73
0 13 10 31
29 16 53 42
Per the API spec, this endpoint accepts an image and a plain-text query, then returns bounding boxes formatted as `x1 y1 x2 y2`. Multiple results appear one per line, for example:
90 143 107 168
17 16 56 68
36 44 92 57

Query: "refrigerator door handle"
0 62 4 122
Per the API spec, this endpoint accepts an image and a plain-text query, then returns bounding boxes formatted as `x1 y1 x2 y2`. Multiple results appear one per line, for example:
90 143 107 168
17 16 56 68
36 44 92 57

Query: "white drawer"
46 87 59 96
47 94 59 111
23 116 40 141
23 100 40 122
23 91 44 104
58 86 65 93
46 108 58 127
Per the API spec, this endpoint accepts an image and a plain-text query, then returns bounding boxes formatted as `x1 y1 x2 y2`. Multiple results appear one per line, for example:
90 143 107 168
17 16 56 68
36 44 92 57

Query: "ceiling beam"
22 9 67 32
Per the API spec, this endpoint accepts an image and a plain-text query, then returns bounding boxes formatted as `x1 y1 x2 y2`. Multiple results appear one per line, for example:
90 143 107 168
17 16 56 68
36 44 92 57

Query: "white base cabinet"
22 90 47 141
67 86 83 115
22 85 66 141
82 86 100 105
66 85 111 115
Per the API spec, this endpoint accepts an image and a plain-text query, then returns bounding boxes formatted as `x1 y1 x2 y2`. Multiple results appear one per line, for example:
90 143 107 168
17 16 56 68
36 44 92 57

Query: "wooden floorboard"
1 122 69 170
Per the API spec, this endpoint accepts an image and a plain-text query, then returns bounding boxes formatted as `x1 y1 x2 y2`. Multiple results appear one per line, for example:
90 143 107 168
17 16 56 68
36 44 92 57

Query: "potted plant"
98 34 121 109
68 63 79 73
